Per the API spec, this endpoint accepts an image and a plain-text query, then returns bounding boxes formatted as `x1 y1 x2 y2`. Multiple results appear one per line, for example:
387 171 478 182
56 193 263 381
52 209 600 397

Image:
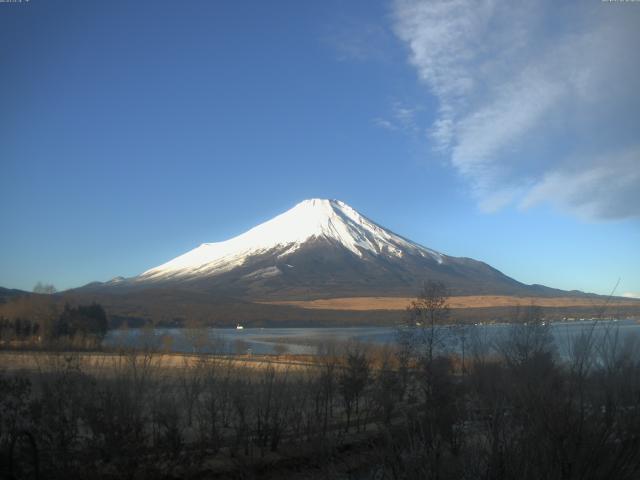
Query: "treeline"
0 296 108 348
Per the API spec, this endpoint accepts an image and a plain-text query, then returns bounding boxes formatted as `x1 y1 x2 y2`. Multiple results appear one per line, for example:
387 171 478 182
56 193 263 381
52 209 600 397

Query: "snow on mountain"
140 199 444 281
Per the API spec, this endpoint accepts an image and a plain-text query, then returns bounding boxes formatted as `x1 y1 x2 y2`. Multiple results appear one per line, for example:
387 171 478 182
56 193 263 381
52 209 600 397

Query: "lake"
103 319 640 357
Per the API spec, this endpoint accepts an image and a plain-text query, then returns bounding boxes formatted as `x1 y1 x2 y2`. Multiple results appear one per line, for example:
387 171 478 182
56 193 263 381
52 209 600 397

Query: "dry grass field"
0 351 317 375
260 295 640 311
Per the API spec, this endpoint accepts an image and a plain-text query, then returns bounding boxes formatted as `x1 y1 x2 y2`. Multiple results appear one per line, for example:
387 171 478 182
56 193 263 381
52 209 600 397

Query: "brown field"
260 295 639 311
0 351 317 374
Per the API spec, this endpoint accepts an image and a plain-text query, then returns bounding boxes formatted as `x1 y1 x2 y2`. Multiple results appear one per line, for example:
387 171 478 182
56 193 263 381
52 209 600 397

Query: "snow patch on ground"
241 266 282 281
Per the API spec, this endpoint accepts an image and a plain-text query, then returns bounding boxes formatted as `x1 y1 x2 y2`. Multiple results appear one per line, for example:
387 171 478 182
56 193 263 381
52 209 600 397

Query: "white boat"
236 324 244 330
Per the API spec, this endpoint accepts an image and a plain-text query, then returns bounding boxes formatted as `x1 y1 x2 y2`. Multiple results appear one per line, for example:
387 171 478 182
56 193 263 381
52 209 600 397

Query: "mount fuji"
81 199 563 300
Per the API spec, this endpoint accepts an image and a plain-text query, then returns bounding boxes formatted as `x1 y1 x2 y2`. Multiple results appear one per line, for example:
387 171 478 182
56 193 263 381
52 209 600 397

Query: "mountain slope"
0 286 30 304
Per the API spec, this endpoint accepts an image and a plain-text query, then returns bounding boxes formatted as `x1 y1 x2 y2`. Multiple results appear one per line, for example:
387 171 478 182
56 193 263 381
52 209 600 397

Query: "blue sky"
1 0 638 297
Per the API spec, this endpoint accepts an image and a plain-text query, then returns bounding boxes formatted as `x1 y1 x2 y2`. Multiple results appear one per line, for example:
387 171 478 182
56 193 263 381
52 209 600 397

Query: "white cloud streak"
373 101 421 135
392 0 640 219
373 117 397 131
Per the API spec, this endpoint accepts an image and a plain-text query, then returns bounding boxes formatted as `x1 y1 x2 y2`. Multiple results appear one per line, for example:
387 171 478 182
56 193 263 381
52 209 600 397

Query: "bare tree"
33 282 57 295
179 357 206 427
372 348 402 425
404 280 451 367
495 304 555 367
397 280 452 406
339 342 370 432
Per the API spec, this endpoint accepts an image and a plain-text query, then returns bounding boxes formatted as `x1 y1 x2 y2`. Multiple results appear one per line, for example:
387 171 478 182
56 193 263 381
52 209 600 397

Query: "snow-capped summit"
140 198 443 281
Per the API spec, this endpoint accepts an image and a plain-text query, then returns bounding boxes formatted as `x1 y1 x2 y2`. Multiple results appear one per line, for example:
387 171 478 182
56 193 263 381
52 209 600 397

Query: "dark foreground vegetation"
1 283 640 479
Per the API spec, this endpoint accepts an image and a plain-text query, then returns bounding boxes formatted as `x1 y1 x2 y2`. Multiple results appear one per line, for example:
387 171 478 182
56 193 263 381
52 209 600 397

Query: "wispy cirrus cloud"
391 0 640 219
324 19 395 62
373 101 422 135
373 117 398 131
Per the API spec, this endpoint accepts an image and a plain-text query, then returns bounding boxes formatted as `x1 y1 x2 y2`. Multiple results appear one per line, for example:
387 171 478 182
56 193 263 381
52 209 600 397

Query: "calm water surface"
103 320 640 356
